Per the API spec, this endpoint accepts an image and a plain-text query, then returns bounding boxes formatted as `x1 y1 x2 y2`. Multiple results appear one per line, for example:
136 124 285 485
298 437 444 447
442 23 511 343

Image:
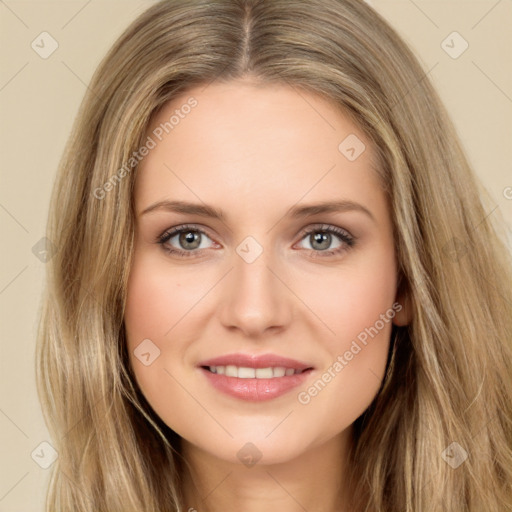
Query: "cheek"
123 252 222 421
124 257 199 437
296 243 397 345
292 245 397 422
124 253 206 342
124 275 168 343
124 256 186 396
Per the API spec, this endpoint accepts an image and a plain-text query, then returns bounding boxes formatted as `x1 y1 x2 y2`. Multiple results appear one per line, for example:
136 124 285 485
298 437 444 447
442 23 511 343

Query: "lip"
198 353 313 371
197 353 314 401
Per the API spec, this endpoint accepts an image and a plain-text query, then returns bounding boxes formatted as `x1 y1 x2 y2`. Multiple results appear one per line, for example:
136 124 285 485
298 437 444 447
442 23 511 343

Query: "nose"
218 248 293 338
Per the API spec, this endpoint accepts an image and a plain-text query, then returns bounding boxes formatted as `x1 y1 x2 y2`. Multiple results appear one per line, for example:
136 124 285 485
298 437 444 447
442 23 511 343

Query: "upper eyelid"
163 223 216 238
301 223 352 236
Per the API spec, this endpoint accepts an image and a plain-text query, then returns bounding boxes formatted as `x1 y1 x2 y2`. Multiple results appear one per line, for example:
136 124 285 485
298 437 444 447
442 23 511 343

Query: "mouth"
201 365 310 378
197 353 314 401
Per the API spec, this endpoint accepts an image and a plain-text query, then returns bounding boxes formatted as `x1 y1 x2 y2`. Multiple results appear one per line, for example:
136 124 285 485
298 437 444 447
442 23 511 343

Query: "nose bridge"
218 240 291 335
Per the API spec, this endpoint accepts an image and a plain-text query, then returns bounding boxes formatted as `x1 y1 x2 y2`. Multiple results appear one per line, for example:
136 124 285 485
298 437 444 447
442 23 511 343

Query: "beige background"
1 1 511 510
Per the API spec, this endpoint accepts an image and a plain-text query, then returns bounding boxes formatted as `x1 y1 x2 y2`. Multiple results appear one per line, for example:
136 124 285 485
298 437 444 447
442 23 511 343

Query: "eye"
295 224 355 256
156 223 356 259
156 225 216 257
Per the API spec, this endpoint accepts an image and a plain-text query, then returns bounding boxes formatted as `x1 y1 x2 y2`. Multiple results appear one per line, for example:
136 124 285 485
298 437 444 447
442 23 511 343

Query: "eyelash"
155 223 356 259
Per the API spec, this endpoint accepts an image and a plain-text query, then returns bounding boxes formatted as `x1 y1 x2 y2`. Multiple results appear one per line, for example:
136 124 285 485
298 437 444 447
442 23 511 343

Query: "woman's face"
124 79 406 465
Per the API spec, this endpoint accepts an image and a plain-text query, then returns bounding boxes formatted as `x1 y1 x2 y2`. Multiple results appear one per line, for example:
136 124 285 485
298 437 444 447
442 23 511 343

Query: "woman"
36 1 512 511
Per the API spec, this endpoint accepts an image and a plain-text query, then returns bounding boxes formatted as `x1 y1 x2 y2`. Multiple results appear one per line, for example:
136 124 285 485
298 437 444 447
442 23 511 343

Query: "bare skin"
124 78 409 512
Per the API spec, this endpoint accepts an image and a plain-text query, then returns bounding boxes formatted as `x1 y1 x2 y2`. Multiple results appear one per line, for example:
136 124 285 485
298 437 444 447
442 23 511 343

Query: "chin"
181 421 320 467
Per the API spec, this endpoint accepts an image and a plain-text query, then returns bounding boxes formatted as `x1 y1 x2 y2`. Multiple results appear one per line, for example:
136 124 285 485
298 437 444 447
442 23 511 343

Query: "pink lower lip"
200 367 313 401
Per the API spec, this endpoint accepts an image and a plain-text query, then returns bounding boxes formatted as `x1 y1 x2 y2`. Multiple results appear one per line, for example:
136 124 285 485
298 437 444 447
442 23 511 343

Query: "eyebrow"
139 199 375 222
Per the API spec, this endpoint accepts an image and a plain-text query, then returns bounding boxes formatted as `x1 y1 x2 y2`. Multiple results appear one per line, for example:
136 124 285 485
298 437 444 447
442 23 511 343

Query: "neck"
179 426 355 512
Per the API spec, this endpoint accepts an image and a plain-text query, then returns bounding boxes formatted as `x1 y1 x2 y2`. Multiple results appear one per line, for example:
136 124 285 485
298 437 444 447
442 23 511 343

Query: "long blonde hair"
36 0 512 510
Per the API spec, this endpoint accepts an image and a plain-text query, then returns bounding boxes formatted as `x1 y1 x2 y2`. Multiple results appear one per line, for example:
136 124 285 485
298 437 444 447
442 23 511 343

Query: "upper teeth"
209 365 300 378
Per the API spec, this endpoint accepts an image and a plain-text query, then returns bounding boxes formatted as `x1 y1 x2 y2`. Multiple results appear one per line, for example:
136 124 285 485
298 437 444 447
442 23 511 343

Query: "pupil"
311 232 331 251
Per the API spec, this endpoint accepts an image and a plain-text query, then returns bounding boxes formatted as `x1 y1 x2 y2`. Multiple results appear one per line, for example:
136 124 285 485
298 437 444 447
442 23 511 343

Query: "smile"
198 353 314 401
204 365 306 378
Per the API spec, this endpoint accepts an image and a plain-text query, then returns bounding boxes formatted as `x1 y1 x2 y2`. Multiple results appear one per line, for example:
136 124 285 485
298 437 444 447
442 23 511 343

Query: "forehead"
134 80 385 220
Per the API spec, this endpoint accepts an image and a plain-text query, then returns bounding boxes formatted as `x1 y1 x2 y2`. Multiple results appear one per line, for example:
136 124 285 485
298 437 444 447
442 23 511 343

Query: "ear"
393 278 412 326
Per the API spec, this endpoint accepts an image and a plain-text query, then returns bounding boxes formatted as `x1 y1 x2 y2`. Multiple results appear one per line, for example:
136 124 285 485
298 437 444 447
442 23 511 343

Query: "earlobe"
393 302 411 326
